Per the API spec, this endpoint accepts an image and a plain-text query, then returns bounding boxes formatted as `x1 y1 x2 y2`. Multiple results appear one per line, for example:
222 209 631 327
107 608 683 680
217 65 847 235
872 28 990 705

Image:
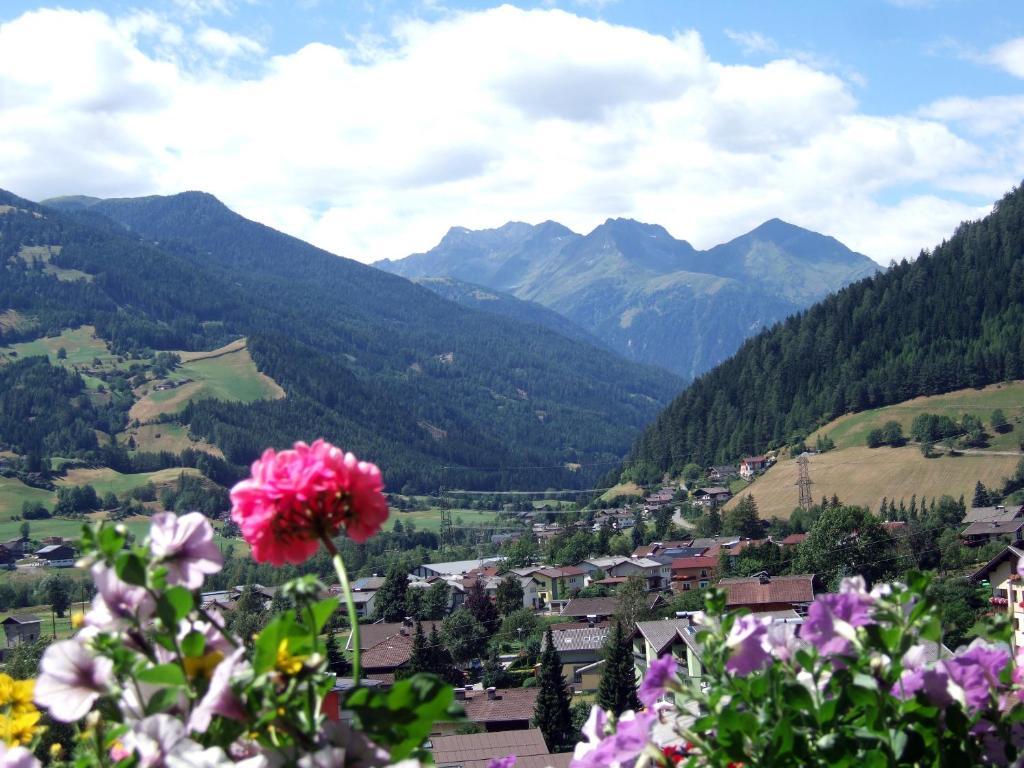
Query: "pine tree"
533 626 574 752
973 481 991 508
631 510 647 550
406 621 431 675
325 628 351 677
466 579 500 632
373 562 410 622
596 620 640 716
496 575 525 616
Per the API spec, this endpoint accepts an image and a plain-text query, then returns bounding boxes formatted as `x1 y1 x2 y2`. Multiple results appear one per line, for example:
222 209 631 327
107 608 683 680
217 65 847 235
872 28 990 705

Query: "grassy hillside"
57 467 203 498
129 339 284 422
727 383 1024 520
389 507 508 533
809 381 1024 452
118 423 223 457
0 477 53 518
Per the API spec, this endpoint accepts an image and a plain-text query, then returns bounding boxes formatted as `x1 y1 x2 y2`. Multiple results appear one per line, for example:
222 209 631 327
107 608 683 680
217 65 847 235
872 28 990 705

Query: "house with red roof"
740 456 770 480
670 554 719 592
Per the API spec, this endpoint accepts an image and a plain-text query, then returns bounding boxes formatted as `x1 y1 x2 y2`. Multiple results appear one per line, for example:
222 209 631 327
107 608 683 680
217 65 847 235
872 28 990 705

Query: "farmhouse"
412 558 503 579
544 624 610 691
720 573 817 614
670 555 719 591
707 465 738 482
34 544 75 567
442 687 539 733
739 455 770 480
963 505 1024 525
694 487 732 507
961 520 1024 546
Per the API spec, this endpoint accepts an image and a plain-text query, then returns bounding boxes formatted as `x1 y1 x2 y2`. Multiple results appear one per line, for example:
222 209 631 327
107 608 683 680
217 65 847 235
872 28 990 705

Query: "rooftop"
348 620 442 652
545 626 610 652
633 618 693 655
964 505 1024 524
962 520 1024 536
560 593 662 618
2 614 41 625
460 687 539 723
719 574 816 606
419 558 504 576
670 555 719 570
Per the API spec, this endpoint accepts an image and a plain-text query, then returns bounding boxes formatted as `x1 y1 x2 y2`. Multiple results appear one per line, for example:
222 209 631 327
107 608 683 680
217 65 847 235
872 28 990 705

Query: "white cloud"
725 29 777 56
195 26 264 59
0 5 1013 267
985 36 1024 79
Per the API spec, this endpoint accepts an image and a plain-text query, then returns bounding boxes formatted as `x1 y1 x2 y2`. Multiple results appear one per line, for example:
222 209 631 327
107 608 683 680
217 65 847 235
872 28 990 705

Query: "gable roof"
720 574 816 606
459 687 539 724
962 520 1024 536
545 626 610 653
697 487 730 496
430 729 549 765
633 618 693 656
969 545 1024 583
360 631 416 670
349 620 442 652
964 505 1024 524
2 614 41 625
670 556 719 571
780 533 808 546
560 593 663 618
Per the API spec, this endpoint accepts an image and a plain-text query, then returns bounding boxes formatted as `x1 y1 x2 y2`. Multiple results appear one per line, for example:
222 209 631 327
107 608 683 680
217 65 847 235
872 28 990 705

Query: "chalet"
358 619 447 685
779 533 808 548
631 618 704 684
578 557 669 591
719 573 817 615
961 520 1024 546
970 545 1024 595
631 540 693 560
412 558 503 579
964 505 1024 525
350 590 378 619
427 730 571 768
2 615 41 647
560 593 664 620
441 687 539 733
34 544 75 567
2 538 29 556
739 456 770 480
544 624 610 691
694 487 732 508
644 488 676 507
670 555 719 591
706 465 738 483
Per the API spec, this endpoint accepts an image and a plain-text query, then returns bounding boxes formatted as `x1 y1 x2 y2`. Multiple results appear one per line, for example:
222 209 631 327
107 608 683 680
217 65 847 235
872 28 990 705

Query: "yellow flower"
0 709 40 746
0 675 13 706
275 639 306 676
9 680 34 715
49 743 63 759
184 651 224 681
71 611 85 629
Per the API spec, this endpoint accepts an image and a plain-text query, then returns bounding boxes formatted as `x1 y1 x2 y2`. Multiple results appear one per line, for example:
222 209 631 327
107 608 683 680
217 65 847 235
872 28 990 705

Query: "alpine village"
2 3 1024 767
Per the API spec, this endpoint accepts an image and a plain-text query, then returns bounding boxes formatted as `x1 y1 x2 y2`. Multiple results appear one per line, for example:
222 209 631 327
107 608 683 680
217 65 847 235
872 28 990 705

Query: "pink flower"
34 639 113 722
230 440 388 565
149 512 223 590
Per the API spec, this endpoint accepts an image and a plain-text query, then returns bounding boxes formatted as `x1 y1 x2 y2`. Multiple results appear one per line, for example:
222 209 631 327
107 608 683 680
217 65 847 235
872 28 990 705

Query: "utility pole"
796 454 814 509
438 487 453 554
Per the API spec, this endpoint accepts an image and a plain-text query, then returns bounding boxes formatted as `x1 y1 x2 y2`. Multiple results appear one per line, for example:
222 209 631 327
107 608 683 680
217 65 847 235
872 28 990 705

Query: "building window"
682 583 691 591
699 580 709 589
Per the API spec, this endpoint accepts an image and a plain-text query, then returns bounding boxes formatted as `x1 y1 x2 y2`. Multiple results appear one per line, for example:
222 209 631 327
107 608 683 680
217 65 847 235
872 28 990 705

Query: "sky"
1 1 1023 265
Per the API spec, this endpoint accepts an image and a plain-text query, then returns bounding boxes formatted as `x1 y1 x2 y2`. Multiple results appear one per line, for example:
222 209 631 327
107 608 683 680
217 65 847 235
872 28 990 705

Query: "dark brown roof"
430 728 548 764
361 632 415 671
350 621 441 652
2 614 41 624
459 687 539 724
560 593 663 618
720 574 815 606
962 520 1024 536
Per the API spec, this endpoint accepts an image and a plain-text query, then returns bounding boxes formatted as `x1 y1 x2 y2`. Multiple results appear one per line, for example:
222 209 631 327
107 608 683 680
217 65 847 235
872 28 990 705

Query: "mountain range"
0 189 683 492
377 218 880 379
624 182 1024 482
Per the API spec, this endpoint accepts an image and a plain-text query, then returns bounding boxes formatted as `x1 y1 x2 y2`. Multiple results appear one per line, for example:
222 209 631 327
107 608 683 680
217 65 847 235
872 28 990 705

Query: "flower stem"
321 535 360 685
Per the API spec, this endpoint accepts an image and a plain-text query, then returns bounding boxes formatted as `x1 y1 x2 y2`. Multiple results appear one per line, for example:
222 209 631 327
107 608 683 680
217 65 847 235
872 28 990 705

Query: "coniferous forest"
624 182 1024 482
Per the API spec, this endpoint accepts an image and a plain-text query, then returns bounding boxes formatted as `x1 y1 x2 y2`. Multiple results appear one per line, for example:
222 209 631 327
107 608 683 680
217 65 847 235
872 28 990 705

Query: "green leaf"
115 552 147 587
347 673 455 761
145 687 184 715
98 525 126 558
137 663 187 687
159 587 194 625
254 613 299 675
181 630 206 658
305 598 339 635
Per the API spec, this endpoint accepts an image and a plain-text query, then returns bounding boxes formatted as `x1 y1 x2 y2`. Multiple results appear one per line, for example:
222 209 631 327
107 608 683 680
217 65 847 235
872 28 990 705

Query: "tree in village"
533 626 574 752
596 620 640 715
631 510 647 550
614 576 653 630
992 408 1011 433
373 562 410 622
723 495 762 538
44 573 72 618
696 507 722 537
496 575 524 616
441 608 488 664
427 624 462 685
653 505 675 540
596 518 614 555
325 628 350 677
465 579 500 632
420 580 450 620
794 504 896 589
973 481 992 509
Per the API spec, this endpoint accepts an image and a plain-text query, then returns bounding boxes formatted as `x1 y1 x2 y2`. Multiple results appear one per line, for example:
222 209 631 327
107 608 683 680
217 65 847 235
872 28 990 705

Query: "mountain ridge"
377 216 879 378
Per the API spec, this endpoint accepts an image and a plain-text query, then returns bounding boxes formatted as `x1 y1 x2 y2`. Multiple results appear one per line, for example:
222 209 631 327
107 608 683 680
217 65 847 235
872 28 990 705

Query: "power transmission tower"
795 454 814 509
438 487 453 553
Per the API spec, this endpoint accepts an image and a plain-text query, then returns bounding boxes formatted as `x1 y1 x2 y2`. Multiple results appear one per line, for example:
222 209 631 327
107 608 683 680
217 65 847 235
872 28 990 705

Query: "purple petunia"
799 583 875 657
638 654 678 707
893 639 1010 715
86 563 154 629
725 614 772 676
149 512 223 590
571 706 656 768
34 638 113 722
188 648 248 734
0 744 41 768
488 757 516 768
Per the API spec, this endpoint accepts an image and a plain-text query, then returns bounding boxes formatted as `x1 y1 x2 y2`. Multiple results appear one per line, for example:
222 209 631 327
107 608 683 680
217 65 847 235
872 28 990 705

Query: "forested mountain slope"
623 183 1024 483
4 190 682 492
378 218 878 379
